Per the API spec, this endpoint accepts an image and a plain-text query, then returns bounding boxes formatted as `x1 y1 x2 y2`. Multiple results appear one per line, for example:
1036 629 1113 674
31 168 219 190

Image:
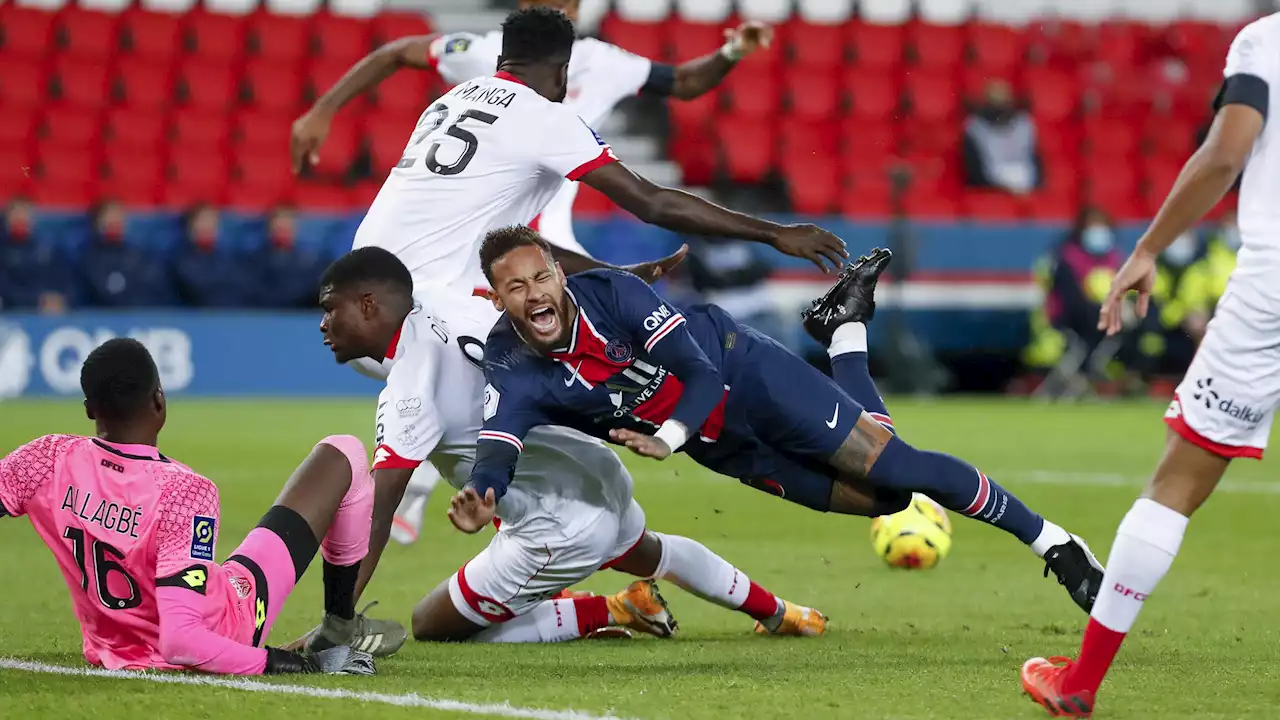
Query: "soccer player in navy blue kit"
460 227 1106 613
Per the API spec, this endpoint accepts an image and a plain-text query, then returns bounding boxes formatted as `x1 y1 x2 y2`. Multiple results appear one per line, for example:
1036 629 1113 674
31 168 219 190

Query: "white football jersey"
1221 14 1280 299
372 292 633 534
352 73 618 295
419 31 655 254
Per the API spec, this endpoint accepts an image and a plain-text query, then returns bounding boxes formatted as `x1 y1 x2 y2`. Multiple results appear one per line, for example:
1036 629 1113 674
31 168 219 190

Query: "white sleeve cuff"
653 420 689 453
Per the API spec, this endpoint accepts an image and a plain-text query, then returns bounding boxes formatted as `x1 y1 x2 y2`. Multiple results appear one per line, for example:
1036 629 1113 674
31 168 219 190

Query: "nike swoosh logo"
564 362 583 387
825 404 840 429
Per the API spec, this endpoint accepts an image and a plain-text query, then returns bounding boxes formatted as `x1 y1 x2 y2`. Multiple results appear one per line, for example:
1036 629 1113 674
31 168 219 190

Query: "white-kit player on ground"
1021 13 1280 717
307 246 828 645
291 6 843 544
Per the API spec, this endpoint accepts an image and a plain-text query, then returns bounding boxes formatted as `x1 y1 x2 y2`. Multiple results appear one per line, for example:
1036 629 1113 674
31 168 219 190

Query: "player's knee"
412 581 479 642
1145 431 1232 517
608 531 662 578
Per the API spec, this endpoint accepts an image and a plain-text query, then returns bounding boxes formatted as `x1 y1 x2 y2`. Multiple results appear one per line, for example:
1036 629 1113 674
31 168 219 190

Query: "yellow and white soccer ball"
870 493 953 569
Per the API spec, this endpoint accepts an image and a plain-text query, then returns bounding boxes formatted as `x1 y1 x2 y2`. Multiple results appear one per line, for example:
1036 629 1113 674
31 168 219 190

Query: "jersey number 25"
397 103 498 176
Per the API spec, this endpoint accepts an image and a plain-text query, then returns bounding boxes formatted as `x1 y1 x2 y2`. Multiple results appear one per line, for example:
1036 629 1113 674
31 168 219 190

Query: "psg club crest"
605 339 633 364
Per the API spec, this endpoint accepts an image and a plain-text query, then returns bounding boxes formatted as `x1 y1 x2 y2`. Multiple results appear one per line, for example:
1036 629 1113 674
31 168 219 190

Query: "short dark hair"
80 338 159 421
320 247 414 297
500 6 575 64
480 226 553 283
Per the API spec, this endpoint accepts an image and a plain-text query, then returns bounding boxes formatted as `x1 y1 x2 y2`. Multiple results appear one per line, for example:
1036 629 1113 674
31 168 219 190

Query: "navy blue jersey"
472 269 740 500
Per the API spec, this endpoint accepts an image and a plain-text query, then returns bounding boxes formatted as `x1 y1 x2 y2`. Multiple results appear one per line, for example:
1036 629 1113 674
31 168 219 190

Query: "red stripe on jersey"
494 70 528 87
962 470 991 516
566 148 618 181
1165 406 1264 460
697 391 729 442
372 444 420 471
472 287 489 298
385 323 404 360
529 214 541 230
478 430 524 452
644 314 685 352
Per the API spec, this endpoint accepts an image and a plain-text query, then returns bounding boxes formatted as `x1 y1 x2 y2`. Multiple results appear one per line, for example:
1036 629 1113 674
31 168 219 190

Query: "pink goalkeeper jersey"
0 434 259 672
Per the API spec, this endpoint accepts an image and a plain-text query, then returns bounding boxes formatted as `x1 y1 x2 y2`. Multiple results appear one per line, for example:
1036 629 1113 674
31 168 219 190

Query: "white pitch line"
0 658 635 720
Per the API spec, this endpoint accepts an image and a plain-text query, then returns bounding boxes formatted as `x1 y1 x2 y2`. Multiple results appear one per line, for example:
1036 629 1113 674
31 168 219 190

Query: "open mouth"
528 305 558 335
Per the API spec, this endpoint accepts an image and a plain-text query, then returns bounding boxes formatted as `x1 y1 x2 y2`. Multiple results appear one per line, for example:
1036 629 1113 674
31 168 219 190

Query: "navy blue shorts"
686 329 868 511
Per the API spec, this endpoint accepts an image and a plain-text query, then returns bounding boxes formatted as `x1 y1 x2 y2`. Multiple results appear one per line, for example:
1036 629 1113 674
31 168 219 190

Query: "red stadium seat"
57 8 120 61
370 12 432 45
105 108 166 153
963 190 1024 220
842 118 898 158
786 21 846 69
234 148 295 200
2 60 49 111
1025 20 1089 67
668 92 718 135
967 24 1022 75
907 23 963 70
35 147 102 206
373 70 432 113
242 62 305 113
120 11 182 60
249 13 309 64
41 110 101 149
311 13 371 64
784 69 839 121
669 136 716 186
899 118 958 155
305 59 357 103
844 69 900 121
308 115 360 178
184 12 246 62
572 184 617 216
225 182 281 211
1023 191 1077 219
723 69 779 118
0 110 37 152
234 110 294 153
717 118 776 183
1142 115 1195 159
902 192 960 220
1083 118 1138 158
104 148 164 205
51 60 109 109
366 114 415 170
0 6 56 60
1092 21 1143 70
1035 120 1082 164
294 182 353 210
599 15 667 61
168 151 230 205
0 148 34 200
784 155 840 214
1024 69 1078 123
112 59 173 110
171 110 230 151
780 119 839 159
847 21 902 71
904 72 960 121
177 59 238 109
668 19 723 62
1141 157 1183 198
1083 161 1138 211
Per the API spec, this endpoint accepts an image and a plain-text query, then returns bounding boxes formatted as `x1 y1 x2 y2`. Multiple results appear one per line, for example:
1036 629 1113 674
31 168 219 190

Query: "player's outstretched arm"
291 35 437 173
353 467 414 600
547 242 689 284
580 162 847 272
1099 105 1262 335
664 22 772 100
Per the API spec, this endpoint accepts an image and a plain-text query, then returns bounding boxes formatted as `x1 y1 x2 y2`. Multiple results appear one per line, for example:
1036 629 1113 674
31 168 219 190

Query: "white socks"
1091 498 1188 633
471 599 583 644
406 462 442 496
1030 519 1073 557
829 322 868 358
650 532 751 610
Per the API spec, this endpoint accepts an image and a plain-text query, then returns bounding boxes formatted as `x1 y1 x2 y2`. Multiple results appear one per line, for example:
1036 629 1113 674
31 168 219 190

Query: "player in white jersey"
1020 15 1278 717
305 247 826 645
292 0 771 253
293 7 841 545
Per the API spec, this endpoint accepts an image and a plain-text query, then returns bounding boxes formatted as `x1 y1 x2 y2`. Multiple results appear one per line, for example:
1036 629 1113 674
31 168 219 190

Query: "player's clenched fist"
772 224 849 273
610 428 673 461
290 109 333 175
723 21 774 59
448 486 497 533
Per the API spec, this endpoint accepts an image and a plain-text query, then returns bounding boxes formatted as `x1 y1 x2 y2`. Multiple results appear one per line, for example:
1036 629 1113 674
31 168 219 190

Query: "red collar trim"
385 324 404 360
494 71 528 87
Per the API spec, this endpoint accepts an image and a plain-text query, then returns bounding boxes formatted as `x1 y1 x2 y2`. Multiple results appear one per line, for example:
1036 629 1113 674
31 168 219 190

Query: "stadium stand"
0 0 1252 225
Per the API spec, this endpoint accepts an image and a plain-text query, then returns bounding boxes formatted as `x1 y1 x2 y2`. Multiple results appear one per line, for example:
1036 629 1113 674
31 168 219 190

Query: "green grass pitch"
1 398 1278 720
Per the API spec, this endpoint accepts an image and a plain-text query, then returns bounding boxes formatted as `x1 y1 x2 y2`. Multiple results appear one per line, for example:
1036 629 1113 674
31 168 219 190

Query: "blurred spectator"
173 204 257 308
256 206 329 308
962 80 1042 195
0 197 76 313
82 200 176 307
683 237 789 345
1150 231 1213 375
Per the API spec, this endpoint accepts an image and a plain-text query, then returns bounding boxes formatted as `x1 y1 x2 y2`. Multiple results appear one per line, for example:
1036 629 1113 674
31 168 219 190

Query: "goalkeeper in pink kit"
0 338 401 674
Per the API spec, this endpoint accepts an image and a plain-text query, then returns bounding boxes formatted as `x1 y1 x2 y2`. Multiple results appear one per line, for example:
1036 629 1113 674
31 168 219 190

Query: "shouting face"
489 244 575 353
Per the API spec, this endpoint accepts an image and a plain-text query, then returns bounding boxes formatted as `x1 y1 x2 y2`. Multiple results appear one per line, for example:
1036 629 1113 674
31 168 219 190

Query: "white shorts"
1165 285 1280 459
447 500 646 626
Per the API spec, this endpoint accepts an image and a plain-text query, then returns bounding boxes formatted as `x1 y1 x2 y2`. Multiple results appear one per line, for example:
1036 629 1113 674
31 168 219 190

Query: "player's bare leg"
1022 432 1227 717
269 437 407 658
807 249 1104 613
605 531 826 636
410 573 676 643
